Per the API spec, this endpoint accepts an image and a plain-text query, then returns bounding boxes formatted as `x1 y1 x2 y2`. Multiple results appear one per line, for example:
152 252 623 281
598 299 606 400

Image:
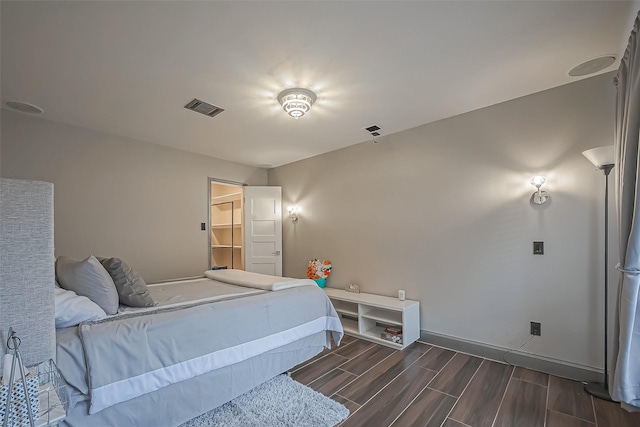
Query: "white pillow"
55 287 107 328
56 255 119 315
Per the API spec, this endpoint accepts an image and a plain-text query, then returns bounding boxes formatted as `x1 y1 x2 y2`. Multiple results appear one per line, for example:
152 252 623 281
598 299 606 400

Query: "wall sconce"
287 205 299 222
530 176 550 205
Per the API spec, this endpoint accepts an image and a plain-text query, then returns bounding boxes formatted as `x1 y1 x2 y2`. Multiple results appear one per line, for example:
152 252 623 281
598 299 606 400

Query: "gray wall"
1 110 268 282
269 73 618 371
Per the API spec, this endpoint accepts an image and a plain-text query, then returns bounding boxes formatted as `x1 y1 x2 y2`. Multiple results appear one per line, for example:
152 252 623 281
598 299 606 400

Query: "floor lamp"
582 145 615 402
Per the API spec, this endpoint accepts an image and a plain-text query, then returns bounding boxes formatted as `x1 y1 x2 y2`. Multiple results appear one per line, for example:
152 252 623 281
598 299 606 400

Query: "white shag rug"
179 375 350 427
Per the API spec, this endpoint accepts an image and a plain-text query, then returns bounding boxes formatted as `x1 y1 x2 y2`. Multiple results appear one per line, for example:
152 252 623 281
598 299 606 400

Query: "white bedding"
204 268 316 291
58 271 342 417
118 277 263 313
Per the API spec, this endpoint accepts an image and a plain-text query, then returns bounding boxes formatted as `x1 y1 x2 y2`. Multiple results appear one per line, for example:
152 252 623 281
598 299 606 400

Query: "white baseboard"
419 330 602 383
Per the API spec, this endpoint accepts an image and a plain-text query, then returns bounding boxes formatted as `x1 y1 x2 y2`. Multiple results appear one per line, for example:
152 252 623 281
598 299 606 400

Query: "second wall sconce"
530 175 550 205
287 205 299 222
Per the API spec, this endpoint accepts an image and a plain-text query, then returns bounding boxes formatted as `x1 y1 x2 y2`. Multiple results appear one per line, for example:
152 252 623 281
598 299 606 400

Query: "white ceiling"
2 1 638 168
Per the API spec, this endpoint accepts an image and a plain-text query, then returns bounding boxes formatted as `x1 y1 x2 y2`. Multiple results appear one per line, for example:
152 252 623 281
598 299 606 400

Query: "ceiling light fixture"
277 88 317 119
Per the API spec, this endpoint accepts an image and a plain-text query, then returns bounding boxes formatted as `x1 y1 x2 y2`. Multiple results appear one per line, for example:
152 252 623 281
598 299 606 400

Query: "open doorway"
209 180 244 271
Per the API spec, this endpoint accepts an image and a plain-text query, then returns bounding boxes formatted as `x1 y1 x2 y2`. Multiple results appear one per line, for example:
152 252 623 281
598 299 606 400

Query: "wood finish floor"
291 336 640 427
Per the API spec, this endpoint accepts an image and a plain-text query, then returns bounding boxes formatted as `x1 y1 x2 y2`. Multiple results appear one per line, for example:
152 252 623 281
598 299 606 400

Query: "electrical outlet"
530 321 541 336
200 222 206 231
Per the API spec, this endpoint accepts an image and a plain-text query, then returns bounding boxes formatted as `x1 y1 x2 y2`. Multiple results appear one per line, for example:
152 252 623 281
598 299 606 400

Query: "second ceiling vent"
184 98 225 118
364 124 381 137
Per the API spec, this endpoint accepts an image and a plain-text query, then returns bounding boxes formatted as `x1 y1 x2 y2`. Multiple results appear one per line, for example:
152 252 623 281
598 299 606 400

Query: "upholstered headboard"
0 179 55 369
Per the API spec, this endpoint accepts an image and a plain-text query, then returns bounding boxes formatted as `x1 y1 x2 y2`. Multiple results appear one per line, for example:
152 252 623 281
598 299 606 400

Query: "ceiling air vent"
184 98 224 118
364 124 382 143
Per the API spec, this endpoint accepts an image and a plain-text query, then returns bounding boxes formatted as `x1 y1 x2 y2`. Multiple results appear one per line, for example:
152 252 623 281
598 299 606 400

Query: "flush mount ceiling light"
569 56 616 77
5 101 43 114
277 88 317 119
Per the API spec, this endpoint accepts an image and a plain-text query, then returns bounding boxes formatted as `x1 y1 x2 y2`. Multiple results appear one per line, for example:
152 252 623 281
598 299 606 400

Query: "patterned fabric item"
0 179 55 371
0 375 40 426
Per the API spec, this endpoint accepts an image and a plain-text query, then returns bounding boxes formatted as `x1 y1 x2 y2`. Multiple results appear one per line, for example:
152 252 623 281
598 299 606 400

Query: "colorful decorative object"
307 259 331 288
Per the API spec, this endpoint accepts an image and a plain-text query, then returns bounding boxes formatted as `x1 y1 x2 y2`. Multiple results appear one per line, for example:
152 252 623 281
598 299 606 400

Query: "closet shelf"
211 192 242 205
210 184 243 270
211 223 242 229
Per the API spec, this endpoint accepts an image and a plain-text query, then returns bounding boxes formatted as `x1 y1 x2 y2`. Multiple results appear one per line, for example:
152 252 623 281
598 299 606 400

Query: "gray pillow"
98 257 156 307
56 255 119 315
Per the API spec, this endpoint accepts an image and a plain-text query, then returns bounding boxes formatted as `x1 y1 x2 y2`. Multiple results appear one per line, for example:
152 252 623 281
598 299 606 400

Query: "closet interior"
210 181 244 270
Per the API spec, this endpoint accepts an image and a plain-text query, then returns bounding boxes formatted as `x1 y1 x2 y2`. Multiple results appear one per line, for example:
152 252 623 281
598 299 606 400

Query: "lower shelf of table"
35 388 65 427
343 328 412 350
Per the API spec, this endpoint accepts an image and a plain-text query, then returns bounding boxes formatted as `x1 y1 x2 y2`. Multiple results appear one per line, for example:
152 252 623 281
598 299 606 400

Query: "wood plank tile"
390 387 456 427
428 353 483 397
593 396 640 427
513 366 549 387
340 365 436 427
449 360 513 427
547 376 595 422
320 333 640 427
308 368 357 397
340 334 356 345
546 409 595 427
404 341 432 353
291 353 348 385
493 378 547 427
339 348 425 404
415 346 456 372
332 394 360 415
339 345 395 376
291 347 331 371
441 419 469 427
334 339 375 359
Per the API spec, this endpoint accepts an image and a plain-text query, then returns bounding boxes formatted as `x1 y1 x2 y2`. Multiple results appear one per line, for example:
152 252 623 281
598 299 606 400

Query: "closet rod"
209 178 247 186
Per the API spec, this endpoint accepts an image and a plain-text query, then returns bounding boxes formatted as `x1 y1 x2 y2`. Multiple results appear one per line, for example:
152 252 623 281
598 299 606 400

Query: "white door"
243 186 282 276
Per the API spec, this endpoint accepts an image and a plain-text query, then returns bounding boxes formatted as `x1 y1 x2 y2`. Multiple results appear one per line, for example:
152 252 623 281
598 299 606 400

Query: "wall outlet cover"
530 321 541 336
533 241 544 255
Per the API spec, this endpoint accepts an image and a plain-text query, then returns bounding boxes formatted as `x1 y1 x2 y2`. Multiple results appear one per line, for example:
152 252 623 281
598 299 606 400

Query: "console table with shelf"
324 288 420 350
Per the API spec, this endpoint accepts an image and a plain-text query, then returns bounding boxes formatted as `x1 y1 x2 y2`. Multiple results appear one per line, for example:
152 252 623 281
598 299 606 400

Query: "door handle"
272 251 281 256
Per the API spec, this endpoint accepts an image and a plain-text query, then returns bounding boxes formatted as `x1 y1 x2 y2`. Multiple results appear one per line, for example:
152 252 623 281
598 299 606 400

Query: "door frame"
207 177 246 270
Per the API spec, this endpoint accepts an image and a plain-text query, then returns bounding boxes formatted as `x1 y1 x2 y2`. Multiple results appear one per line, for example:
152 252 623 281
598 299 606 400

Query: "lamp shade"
582 146 615 167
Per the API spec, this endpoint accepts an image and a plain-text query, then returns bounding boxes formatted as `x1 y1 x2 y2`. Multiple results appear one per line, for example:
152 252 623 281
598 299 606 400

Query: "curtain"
613 11 640 408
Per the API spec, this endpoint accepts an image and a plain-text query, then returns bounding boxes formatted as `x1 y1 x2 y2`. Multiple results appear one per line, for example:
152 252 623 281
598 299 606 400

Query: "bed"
55 269 343 427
